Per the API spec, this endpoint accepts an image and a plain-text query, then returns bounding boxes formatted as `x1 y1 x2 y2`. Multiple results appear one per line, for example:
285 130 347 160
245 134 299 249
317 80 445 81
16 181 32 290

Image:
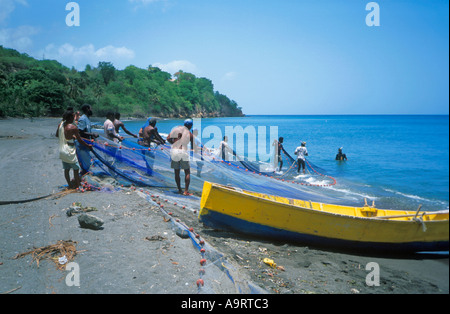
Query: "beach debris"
66 202 97 217
1 286 22 295
145 235 167 241
263 258 277 268
176 228 190 239
13 240 78 270
263 257 285 271
77 214 104 230
58 255 68 265
48 214 58 228
258 247 268 254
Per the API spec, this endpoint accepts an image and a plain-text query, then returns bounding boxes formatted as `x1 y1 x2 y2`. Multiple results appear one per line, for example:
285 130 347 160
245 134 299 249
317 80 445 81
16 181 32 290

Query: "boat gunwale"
206 183 449 224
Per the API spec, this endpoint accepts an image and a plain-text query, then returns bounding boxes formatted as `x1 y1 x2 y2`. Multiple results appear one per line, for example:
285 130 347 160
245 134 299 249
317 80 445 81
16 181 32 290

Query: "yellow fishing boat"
199 182 449 252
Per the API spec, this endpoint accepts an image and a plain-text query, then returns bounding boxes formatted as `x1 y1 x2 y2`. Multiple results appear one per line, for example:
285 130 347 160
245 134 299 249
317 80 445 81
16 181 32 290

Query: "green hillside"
0 46 244 118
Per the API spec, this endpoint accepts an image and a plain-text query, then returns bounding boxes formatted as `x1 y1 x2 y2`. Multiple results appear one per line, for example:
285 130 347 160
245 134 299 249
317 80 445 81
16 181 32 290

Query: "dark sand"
0 118 448 294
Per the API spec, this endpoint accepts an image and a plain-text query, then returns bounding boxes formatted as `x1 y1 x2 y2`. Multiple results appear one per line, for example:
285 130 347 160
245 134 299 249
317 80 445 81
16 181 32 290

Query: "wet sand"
0 118 448 295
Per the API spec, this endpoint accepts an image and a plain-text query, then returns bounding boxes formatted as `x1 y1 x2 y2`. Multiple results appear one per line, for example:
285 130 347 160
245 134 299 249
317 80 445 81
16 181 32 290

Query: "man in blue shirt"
78 104 98 140
76 104 98 175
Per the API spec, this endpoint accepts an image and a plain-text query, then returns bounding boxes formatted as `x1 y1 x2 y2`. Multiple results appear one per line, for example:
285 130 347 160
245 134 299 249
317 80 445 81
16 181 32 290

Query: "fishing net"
76 134 358 206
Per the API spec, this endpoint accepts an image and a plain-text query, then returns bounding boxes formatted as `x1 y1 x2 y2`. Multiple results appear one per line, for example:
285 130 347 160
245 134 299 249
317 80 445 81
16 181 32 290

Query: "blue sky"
1 0 448 115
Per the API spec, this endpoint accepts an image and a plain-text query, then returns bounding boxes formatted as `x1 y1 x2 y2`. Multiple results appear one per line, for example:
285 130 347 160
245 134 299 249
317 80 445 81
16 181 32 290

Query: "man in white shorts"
167 119 195 195
294 141 308 174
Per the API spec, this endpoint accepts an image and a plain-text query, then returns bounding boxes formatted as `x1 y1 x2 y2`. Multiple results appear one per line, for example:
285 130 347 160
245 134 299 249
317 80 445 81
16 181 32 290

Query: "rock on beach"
77 214 104 230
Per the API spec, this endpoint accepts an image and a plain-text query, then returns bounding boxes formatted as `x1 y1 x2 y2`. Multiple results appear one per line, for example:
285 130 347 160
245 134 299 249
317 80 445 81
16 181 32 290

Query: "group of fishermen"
275 137 347 175
58 106 347 195
57 106 200 195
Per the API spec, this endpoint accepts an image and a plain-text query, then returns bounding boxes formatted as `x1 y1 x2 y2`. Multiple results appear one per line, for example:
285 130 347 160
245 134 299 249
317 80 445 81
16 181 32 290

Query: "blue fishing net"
76 134 355 205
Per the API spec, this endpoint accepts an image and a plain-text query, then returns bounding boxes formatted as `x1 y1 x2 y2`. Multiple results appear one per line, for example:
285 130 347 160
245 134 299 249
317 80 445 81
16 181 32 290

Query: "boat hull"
199 182 449 253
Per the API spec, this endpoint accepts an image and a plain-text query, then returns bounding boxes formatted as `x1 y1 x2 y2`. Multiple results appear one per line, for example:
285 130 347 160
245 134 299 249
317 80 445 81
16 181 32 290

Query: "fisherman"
138 117 153 138
71 105 98 175
114 112 138 138
77 104 98 140
56 110 93 189
139 117 165 147
57 107 77 131
74 110 80 125
275 137 289 171
192 128 206 177
220 136 236 161
167 119 195 196
104 112 124 143
335 147 347 161
294 141 308 174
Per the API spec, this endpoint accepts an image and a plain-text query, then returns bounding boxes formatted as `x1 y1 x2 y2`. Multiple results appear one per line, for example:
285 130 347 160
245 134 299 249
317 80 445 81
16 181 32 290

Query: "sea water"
119 115 449 212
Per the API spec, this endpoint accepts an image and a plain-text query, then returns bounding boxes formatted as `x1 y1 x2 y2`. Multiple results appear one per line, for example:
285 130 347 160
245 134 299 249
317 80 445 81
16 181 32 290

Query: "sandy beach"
0 118 448 295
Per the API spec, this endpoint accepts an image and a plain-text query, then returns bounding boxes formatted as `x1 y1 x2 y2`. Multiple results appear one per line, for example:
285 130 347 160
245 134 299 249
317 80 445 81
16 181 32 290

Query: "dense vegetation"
0 46 244 118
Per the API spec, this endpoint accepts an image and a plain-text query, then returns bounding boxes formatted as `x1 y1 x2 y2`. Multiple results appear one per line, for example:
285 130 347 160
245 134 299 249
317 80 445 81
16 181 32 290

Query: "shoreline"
0 118 448 294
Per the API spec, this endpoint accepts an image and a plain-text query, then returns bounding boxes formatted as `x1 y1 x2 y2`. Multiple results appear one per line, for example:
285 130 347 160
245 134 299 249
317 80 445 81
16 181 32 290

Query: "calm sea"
115 115 449 212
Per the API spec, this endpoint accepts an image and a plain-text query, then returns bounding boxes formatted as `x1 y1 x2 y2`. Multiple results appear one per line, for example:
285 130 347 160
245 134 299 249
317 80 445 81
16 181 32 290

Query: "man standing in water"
139 118 166 147
167 119 195 195
275 137 289 171
294 141 308 174
192 128 206 177
335 147 348 161
56 110 93 189
104 112 124 143
114 112 138 138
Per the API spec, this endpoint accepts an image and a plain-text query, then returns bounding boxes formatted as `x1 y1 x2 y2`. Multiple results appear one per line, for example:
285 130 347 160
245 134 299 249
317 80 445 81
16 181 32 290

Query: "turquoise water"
114 115 449 211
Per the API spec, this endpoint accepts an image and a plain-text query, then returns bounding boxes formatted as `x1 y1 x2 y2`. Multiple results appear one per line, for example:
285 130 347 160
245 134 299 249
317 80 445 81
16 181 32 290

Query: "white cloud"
0 0 35 50
95 45 135 59
0 25 39 50
41 43 135 69
222 71 237 81
0 0 27 25
153 60 199 75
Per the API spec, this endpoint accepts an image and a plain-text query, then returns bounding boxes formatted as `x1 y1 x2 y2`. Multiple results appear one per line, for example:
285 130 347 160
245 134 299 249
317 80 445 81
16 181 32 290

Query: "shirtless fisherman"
114 112 138 138
139 118 166 147
56 110 93 189
167 119 195 195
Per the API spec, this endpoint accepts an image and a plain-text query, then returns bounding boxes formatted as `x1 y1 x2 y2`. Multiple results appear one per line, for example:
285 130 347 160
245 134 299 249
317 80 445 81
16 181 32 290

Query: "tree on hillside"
98 61 115 86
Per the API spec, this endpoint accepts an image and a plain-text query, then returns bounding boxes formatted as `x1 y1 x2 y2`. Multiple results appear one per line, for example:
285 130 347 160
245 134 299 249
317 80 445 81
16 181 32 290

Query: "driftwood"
13 240 79 271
